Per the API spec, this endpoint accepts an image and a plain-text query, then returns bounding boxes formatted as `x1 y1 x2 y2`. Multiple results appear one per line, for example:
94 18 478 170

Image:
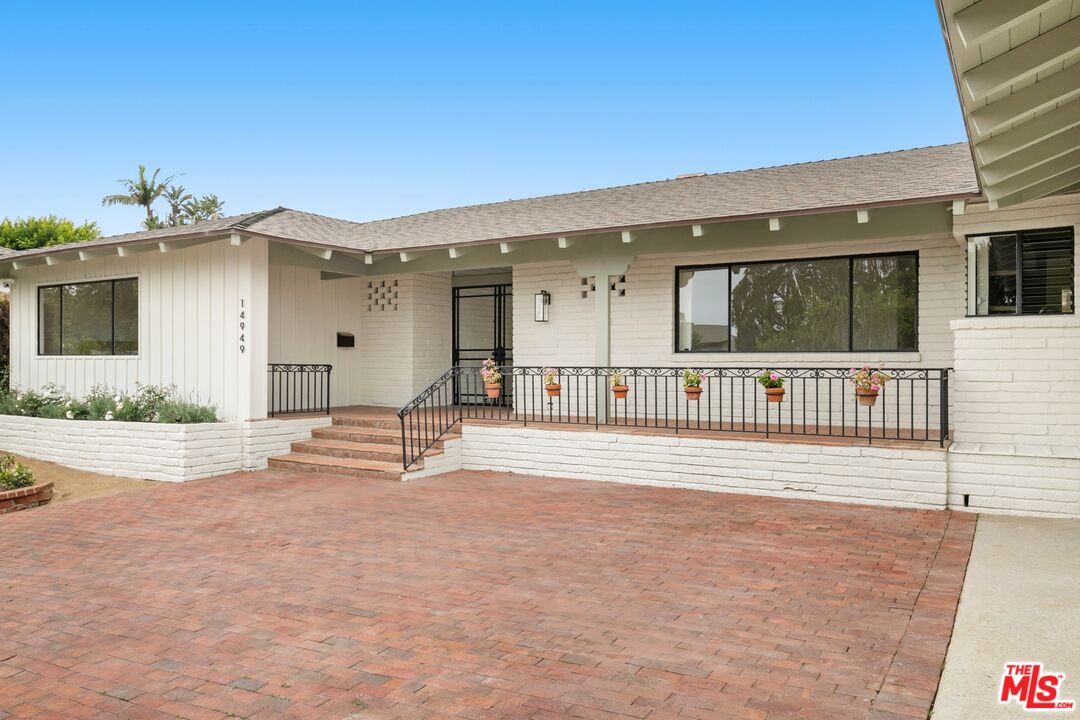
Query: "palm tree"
163 184 193 226
101 165 174 230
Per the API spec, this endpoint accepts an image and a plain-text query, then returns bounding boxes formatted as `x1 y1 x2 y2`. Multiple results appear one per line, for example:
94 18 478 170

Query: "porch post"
594 274 612 423
595 274 611 367
235 236 269 421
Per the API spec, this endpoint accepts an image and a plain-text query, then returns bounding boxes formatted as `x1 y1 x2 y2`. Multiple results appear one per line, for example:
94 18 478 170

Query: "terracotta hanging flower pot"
611 385 629 400
479 357 503 399
684 386 703 401
856 387 879 407
545 383 562 398
764 387 785 403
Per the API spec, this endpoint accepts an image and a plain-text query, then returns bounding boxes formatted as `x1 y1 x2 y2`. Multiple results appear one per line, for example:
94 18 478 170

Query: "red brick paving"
0 470 974 719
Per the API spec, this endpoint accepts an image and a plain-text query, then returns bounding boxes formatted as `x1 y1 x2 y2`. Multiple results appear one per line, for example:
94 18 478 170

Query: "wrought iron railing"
397 366 950 470
268 364 332 417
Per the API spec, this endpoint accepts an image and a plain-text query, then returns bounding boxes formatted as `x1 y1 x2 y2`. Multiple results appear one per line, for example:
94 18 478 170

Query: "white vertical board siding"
9 238 250 420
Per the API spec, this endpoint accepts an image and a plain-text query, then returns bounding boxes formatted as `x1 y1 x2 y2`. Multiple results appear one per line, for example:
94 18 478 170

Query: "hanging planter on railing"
397 366 952 472
610 371 629 400
849 365 892 407
542 367 561 397
682 369 704 401
480 358 502 399
757 370 785 403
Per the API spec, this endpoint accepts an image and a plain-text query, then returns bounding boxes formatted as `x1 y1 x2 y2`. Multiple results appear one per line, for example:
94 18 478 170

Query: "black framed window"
676 252 918 353
38 278 139 356
967 228 1074 316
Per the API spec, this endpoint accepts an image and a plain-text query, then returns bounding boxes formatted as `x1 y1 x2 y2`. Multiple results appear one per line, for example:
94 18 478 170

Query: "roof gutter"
934 0 985 195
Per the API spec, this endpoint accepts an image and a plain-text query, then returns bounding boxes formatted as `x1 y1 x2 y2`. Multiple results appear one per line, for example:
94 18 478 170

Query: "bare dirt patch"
1 452 156 504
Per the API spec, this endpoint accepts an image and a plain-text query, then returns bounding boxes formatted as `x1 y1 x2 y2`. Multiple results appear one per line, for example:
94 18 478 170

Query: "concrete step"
292 438 405 463
267 453 406 481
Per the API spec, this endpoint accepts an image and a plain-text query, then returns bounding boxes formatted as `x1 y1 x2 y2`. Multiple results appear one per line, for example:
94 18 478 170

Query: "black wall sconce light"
534 290 551 322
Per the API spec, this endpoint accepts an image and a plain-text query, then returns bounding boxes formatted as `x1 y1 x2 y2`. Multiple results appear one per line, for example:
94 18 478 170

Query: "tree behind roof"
0 216 101 250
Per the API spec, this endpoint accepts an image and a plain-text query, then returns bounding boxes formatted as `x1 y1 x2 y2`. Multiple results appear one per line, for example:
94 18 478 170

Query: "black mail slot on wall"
336 332 355 348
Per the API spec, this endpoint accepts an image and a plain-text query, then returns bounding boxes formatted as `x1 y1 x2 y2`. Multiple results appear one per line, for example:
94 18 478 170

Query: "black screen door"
453 284 512 404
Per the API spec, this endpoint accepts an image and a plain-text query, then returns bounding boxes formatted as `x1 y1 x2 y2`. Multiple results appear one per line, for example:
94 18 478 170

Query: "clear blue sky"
0 2 967 237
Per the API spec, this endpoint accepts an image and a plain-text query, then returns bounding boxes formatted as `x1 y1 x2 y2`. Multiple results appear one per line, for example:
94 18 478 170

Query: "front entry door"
453 284 512 404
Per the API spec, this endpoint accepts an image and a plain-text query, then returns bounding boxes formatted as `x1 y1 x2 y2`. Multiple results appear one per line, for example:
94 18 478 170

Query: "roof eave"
366 191 982 255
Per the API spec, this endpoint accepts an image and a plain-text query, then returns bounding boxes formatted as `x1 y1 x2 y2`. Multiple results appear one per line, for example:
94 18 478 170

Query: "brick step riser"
267 458 404 482
291 442 404 463
311 427 457 450
312 428 401 445
331 417 401 430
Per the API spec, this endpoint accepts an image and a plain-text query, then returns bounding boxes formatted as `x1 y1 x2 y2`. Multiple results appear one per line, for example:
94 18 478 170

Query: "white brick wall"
271 268 452 408
242 416 334 471
942 196 1080 518
948 445 1079 518
457 424 947 509
513 234 963 369
402 437 462 481
513 262 596 366
951 316 1080 447
0 415 331 482
411 272 453 394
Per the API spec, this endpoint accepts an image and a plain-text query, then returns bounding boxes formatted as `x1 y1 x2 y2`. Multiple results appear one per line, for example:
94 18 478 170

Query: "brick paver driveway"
0 470 973 720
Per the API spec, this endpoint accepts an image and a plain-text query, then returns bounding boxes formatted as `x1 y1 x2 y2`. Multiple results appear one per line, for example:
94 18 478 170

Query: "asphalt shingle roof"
3 144 978 260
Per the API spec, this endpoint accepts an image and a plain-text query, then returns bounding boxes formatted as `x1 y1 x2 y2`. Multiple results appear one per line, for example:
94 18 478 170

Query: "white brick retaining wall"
0 415 331 482
455 424 948 510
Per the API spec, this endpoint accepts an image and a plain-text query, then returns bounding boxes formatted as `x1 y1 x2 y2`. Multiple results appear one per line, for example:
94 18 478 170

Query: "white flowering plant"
542 367 559 385
0 383 217 424
681 369 704 389
480 357 502 385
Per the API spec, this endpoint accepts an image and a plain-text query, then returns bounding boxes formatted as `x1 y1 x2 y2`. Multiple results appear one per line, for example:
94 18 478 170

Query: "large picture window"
967 228 1074 316
676 252 917 353
38 278 139 356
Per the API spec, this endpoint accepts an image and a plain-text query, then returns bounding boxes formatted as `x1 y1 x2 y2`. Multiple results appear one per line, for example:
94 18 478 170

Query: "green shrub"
0 454 35 490
156 399 218 424
0 383 217 424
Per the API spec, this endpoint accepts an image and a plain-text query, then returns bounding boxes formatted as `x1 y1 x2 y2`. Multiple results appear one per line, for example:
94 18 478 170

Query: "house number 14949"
239 299 247 354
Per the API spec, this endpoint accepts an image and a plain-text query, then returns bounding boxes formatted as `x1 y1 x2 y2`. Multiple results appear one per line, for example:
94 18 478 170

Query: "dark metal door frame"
452 283 512 404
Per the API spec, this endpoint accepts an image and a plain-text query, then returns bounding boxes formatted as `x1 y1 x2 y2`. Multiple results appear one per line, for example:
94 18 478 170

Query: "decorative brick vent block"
579 275 628 299
0 482 54 514
367 279 399 312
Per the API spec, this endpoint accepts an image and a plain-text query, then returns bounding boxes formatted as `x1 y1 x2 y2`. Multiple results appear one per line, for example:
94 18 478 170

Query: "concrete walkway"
934 514 1080 719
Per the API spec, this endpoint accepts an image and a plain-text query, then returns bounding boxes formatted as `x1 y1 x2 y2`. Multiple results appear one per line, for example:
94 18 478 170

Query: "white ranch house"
2 1 1078 517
